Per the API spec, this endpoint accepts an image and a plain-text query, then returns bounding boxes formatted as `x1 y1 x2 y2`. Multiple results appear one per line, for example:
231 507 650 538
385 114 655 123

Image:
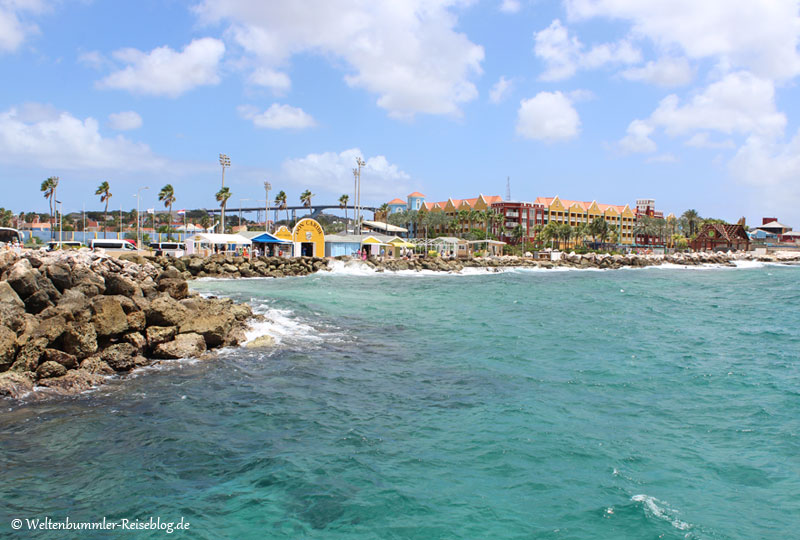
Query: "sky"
2 0 800 226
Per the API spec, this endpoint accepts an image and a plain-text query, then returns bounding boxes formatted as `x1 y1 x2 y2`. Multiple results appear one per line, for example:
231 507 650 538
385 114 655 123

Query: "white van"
46 241 84 251
89 239 138 251
149 242 186 257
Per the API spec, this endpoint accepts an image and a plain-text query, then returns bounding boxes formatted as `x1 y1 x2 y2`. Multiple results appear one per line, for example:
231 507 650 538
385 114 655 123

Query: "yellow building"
417 194 504 236
535 196 636 245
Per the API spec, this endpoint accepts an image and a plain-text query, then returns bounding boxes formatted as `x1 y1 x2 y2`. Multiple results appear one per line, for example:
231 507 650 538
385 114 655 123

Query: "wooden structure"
689 223 750 251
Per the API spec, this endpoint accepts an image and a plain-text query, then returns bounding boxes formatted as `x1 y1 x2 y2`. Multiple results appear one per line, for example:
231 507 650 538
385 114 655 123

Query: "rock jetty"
0 250 253 400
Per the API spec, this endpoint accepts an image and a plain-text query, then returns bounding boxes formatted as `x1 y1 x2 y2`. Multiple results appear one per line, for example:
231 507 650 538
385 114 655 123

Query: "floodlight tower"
355 157 366 234
219 153 231 232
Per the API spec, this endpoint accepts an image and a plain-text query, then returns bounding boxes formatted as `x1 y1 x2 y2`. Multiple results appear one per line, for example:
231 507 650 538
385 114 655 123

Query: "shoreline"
2 248 798 403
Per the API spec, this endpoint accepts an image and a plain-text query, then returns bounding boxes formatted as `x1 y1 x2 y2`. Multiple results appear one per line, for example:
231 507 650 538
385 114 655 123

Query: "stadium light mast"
219 153 230 232
355 157 366 235
264 181 271 232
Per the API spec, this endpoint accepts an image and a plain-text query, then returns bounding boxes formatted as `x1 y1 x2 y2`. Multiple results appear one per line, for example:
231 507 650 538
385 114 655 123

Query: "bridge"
205 204 379 220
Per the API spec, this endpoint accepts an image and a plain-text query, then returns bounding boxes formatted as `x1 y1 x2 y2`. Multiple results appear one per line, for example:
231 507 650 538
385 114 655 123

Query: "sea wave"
631 494 692 532
245 305 347 347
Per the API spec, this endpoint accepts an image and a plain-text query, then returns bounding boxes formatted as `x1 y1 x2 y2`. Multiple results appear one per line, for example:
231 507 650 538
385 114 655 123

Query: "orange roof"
484 195 503 204
387 198 405 205
537 196 629 213
407 192 425 198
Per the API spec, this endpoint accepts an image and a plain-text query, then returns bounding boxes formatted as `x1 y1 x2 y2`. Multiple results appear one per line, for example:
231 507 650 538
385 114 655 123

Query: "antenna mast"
505 177 511 201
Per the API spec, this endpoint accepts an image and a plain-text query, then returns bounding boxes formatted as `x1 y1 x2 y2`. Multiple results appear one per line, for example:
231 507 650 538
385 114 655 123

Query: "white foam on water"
244 305 347 347
632 494 692 531
325 260 378 276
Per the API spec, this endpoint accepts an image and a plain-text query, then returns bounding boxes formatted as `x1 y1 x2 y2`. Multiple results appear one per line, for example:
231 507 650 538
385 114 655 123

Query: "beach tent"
238 230 293 257
186 233 251 257
387 237 416 257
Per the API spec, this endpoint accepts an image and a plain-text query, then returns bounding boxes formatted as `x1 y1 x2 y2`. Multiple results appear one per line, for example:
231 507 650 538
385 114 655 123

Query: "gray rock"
0 281 24 307
24 290 53 314
100 343 138 371
0 326 17 372
62 322 98 359
146 295 189 327
6 259 38 299
104 273 140 296
78 357 115 375
245 335 275 348
122 331 147 353
37 370 105 394
36 360 68 379
153 332 206 359
41 349 79 370
10 337 48 372
0 371 34 398
91 296 129 336
45 263 73 292
126 310 146 332
157 278 189 300
146 325 177 347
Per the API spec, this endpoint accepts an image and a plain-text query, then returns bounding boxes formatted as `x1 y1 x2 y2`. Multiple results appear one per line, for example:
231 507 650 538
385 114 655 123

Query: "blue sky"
2 0 800 226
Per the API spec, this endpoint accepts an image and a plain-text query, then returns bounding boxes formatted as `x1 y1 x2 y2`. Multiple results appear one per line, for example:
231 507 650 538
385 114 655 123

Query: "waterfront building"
489 200 545 244
535 196 636 246
384 192 503 238
634 198 667 246
689 222 750 251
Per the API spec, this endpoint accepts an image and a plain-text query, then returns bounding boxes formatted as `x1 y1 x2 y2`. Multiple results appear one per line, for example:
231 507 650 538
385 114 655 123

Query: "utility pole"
219 153 230 233
135 186 149 250
56 200 62 244
264 181 271 232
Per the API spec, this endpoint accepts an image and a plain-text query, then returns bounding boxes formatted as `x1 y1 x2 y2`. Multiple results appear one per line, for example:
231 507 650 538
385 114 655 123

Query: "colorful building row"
386 192 670 246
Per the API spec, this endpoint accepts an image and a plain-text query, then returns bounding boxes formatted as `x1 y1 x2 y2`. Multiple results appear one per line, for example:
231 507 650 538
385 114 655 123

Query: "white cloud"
489 76 513 104
282 148 411 200
194 1 484 118
0 0 47 53
685 132 735 150
619 119 656 153
534 19 640 81
621 56 693 87
516 91 580 142
248 67 291 93
619 71 786 153
565 0 800 81
238 103 315 129
98 38 225 97
499 0 521 14
0 104 166 171
108 111 142 131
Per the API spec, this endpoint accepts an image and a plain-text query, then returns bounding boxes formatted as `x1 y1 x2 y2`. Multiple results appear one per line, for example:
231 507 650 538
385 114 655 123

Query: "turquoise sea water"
2 263 799 539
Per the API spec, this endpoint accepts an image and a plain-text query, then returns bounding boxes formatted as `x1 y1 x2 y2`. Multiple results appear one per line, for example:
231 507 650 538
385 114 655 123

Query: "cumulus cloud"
684 132 735 150
516 91 580 142
248 67 291 93
194 1 484 118
0 104 166 170
108 111 143 131
565 0 800 81
98 38 225 97
619 71 785 153
238 103 315 129
534 19 640 81
489 76 513 104
282 148 411 200
0 0 47 52
621 56 693 87
499 0 521 13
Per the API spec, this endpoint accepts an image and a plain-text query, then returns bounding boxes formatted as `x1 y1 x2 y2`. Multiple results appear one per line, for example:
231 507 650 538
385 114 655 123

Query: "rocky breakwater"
138 253 330 279
0 250 253 400
364 250 744 272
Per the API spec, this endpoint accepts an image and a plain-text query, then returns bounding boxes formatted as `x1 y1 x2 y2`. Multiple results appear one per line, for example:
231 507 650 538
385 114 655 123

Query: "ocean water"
2 262 799 539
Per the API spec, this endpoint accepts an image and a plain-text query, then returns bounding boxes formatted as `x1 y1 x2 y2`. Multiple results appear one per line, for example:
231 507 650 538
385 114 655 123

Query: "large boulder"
146 295 189 327
24 289 53 314
91 296 128 336
79 357 115 375
104 273 140 297
45 263 73 292
0 371 34 398
10 337 48 372
179 307 235 347
31 315 68 345
6 259 38 299
0 326 17 372
100 343 138 371
122 331 147 353
146 326 177 348
126 310 146 332
62 322 98 359
36 360 68 379
41 348 79 370
152 333 206 359
37 370 105 394
157 278 189 300
0 281 24 307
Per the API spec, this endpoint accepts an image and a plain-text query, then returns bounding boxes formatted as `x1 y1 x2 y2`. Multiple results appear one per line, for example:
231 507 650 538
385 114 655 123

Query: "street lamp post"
264 181 271 232
219 153 230 233
135 186 149 250
352 167 358 235
355 157 366 235
55 200 62 244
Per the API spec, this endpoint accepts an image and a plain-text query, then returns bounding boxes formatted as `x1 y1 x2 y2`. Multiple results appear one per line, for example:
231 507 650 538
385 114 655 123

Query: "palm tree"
215 187 232 233
200 214 211 231
379 203 390 232
541 221 559 249
512 224 525 245
40 176 58 239
300 189 314 215
682 209 700 237
339 194 349 232
574 222 588 248
95 181 112 239
158 184 176 240
275 190 288 225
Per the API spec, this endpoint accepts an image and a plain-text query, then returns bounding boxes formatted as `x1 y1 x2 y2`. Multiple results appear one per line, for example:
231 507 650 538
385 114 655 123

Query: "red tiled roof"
407 192 425 197
388 198 406 205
